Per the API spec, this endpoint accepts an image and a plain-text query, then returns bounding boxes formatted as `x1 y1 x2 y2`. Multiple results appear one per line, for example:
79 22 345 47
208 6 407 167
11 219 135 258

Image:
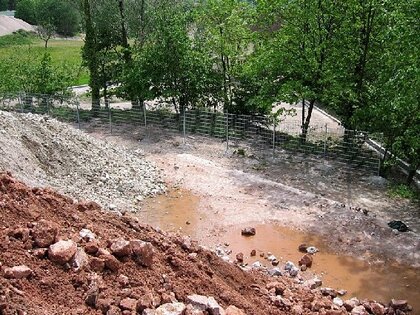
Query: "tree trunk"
406 162 419 186
117 0 131 63
82 0 100 117
301 99 315 142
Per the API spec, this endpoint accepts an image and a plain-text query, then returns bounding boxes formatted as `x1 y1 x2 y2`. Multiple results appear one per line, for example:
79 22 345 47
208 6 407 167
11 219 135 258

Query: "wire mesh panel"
0 93 382 175
184 109 226 138
227 113 273 150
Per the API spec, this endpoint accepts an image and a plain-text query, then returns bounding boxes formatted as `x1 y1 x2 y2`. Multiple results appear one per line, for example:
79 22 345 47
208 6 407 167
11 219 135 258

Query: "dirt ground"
1 172 375 315
92 126 419 269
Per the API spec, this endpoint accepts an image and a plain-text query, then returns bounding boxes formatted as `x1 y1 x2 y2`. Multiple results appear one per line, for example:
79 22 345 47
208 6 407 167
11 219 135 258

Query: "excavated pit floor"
140 189 420 311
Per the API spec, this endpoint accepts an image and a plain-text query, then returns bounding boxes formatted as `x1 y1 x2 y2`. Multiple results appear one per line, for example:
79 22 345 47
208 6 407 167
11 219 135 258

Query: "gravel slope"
0 16 34 36
0 111 165 211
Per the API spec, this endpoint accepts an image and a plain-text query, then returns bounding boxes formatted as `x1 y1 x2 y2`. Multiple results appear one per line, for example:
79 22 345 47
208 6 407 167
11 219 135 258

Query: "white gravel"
0 16 34 36
0 111 165 211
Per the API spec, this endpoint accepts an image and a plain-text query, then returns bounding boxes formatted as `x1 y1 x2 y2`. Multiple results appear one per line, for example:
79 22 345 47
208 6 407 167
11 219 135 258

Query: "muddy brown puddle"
140 190 420 311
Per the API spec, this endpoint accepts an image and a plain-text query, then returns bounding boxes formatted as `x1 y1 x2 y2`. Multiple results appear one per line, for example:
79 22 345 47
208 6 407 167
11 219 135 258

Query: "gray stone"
284 261 295 271
186 295 208 310
208 297 225 315
268 267 282 276
289 266 299 277
333 297 344 307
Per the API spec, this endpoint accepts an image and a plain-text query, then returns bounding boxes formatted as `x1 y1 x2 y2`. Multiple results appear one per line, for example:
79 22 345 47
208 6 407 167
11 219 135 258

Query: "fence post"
108 102 112 134
324 123 328 157
76 100 81 129
19 93 24 113
143 103 147 127
183 108 186 145
272 116 276 158
225 111 229 152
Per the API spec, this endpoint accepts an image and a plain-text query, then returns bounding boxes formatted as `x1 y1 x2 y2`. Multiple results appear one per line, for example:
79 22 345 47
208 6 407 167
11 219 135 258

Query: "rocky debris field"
0 173 414 315
0 111 165 211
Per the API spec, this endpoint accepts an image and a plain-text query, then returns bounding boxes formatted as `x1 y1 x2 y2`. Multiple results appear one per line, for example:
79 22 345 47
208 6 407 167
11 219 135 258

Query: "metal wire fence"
0 93 381 174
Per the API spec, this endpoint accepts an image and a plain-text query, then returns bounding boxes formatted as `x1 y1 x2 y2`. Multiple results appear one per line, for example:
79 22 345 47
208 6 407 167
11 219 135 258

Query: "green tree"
195 0 255 112
81 0 128 113
352 0 420 184
15 0 37 24
16 0 80 36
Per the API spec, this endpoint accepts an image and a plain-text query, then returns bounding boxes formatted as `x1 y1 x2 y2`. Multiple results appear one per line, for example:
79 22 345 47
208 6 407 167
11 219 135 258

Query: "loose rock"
32 220 58 248
3 265 32 279
110 239 132 257
241 227 256 236
155 302 186 315
131 240 155 267
48 240 77 264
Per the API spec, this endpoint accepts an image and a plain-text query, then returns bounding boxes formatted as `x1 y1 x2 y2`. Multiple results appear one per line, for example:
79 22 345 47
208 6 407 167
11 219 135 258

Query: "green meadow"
0 31 89 85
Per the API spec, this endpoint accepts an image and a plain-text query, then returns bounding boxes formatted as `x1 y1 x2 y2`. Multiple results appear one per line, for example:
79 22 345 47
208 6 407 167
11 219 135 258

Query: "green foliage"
0 0 7 10
0 30 35 47
0 38 85 92
388 184 419 200
15 0 80 36
15 0 37 24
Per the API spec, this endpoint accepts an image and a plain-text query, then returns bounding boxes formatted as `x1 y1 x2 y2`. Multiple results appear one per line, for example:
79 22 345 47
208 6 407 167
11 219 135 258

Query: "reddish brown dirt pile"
0 173 412 315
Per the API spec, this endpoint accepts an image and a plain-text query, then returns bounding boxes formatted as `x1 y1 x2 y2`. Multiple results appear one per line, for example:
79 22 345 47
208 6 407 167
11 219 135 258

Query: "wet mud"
141 190 420 311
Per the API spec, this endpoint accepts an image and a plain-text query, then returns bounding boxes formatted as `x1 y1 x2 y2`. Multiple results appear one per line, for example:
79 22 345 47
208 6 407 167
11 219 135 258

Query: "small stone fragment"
235 253 244 263
241 227 256 236
32 220 58 248
225 306 245 315
137 291 159 312
101 254 120 272
32 248 48 259
131 240 155 267
390 299 408 311
186 295 208 310
89 257 105 272
333 297 344 307
289 266 299 277
351 305 368 315
250 249 256 256
48 240 77 264
370 302 385 315
155 302 186 315
298 244 307 252
84 241 100 255
3 265 32 279
72 248 89 271
110 239 131 257
120 298 137 311
207 296 224 315
298 254 313 268
79 229 96 241
306 246 318 254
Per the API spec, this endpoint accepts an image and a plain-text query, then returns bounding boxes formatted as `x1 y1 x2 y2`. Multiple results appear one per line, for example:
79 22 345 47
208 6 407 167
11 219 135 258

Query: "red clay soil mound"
0 172 404 315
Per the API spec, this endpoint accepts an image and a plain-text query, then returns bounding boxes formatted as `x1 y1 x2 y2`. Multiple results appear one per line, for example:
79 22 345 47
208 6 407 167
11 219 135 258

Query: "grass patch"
0 30 35 47
388 184 419 200
0 35 89 85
